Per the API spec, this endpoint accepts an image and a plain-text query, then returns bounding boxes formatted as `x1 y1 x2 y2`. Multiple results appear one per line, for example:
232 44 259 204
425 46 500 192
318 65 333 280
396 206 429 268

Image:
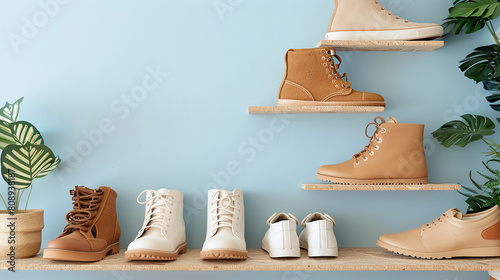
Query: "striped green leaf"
35 156 60 179
0 121 43 150
0 97 23 123
1 143 57 189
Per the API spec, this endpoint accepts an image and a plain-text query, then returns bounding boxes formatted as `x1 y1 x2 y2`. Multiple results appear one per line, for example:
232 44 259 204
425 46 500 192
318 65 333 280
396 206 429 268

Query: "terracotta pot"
0 209 44 258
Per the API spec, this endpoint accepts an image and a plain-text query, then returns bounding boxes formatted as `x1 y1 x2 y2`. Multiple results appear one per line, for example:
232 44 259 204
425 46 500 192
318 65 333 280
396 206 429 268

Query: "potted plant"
0 97 60 259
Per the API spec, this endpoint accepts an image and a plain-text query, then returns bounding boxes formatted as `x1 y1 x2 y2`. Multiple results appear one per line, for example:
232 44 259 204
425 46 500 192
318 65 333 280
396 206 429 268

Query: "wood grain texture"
316 40 444 52
302 183 461 191
1 248 498 271
248 106 384 114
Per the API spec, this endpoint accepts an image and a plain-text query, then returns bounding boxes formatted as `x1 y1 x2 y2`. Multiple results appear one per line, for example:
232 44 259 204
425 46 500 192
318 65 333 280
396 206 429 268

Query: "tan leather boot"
317 117 428 185
43 186 121 261
326 0 443 41
378 206 500 259
277 48 385 107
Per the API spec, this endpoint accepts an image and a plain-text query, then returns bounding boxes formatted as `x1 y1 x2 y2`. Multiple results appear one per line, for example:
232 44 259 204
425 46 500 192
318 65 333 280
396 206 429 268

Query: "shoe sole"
262 241 300 258
278 99 386 107
43 241 120 262
200 249 248 260
325 26 443 41
125 242 187 261
317 173 428 185
299 240 338 258
377 239 500 259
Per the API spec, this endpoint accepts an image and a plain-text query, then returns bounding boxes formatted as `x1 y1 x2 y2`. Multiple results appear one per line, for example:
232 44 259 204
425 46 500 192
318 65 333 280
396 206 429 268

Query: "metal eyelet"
374 145 379 150
369 151 374 156
381 128 387 133
363 157 368 162
355 161 360 165
327 58 332 62
335 85 339 88
323 62 327 67
322 56 326 61
378 138 383 143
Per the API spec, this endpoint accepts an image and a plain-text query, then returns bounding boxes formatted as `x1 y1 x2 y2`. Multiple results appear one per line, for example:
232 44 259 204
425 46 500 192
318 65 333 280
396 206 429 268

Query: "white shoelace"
137 189 174 239
210 190 240 231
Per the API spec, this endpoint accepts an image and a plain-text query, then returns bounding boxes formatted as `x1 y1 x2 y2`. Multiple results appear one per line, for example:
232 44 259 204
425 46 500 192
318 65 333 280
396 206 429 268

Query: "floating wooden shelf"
317 40 444 52
302 183 461 191
1 248 498 271
248 106 384 114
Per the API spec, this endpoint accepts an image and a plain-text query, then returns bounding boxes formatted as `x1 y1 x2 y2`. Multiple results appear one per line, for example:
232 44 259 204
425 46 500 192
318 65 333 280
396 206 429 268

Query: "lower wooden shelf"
1 247 498 271
248 106 384 114
302 183 461 191
317 40 444 52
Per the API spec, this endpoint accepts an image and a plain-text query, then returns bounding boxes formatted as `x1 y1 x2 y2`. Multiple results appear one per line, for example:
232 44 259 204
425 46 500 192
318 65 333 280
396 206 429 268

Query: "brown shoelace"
61 186 103 235
322 48 352 89
353 117 387 165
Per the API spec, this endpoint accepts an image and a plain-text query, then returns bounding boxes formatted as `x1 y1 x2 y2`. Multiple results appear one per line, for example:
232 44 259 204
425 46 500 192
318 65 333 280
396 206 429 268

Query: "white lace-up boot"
200 189 247 259
262 213 300 258
299 212 338 257
125 189 186 260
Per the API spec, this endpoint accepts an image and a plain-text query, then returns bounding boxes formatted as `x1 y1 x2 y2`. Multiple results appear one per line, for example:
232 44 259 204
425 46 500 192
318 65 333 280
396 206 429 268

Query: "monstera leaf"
432 114 496 148
1 143 59 189
0 121 43 150
460 45 500 82
449 0 500 19
0 97 23 123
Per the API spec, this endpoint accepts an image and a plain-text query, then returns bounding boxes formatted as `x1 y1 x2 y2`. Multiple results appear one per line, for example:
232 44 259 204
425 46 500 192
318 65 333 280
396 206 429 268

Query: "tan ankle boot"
317 117 428 185
43 186 121 261
277 48 385 107
326 0 443 41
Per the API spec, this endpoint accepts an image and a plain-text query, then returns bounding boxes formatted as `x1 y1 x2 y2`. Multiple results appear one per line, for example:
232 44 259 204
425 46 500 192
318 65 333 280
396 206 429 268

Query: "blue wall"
1 0 498 279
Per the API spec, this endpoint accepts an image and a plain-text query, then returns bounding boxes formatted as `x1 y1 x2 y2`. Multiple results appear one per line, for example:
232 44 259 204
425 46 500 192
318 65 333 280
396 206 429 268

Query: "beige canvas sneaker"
326 0 443 41
378 206 500 259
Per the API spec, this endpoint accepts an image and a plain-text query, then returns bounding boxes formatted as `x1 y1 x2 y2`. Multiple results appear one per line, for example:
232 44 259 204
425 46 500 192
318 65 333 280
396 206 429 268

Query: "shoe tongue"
445 208 462 219
387 117 397 124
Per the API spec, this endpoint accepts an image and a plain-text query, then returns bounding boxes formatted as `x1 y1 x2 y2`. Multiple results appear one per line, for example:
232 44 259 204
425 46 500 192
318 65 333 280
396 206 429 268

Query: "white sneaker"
299 212 338 257
262 213 300 258
200 189 247 259
125 189 187 260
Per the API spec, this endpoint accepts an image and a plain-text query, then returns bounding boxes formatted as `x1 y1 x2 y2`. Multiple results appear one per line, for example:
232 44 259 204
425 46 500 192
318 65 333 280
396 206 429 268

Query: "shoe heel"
107 242 120 256
179 243 188 255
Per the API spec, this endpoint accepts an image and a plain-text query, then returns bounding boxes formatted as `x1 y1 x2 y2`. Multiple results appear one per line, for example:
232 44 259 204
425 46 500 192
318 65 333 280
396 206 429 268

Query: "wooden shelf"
317 40 444 52
302 183 461 191
1 247 498 271
248 106 384 114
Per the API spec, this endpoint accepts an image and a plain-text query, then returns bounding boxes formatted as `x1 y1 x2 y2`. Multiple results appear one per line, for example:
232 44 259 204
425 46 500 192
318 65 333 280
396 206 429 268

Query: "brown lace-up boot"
43 186 121 261
317 117 428 185
277 47 385 107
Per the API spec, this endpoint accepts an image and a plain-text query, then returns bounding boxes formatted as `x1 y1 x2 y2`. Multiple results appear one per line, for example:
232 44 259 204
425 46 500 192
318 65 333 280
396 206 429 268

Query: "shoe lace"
63 186 103 233
211 190 240 231
422 209 458 230
321 48 351 90
374 0 409 23
137 190 174 239
353 117 387 165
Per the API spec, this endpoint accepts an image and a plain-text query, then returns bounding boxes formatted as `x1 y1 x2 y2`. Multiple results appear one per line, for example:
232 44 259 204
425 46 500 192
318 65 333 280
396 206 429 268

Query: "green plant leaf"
449 0 500 19
0 97 23 123
34 156 60 179
460 45 500 82
443 17 486 34
1 143 57 189
432 114 496 147
0 120 43 150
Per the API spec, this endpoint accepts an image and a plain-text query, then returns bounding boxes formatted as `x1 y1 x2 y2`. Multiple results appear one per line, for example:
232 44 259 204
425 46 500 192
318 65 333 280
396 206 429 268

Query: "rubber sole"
262 241 300 258
325 26 443 41
377 239 500 259
200 249 248 260
43 241 120 262
277 99 385 107
317 173 428 185
125 242 187 261
299 240 338 258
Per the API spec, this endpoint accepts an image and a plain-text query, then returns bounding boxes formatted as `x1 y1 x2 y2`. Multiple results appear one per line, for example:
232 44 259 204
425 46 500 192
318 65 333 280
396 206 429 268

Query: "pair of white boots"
262 212 338 258
125 188 247 261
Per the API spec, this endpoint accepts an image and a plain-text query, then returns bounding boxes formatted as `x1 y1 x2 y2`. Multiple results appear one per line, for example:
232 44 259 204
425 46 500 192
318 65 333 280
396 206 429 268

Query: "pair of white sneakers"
262 212 338 258
125 188 247 261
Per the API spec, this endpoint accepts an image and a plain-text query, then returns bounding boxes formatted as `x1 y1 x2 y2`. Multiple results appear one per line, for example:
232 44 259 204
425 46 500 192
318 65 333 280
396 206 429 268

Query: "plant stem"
24 184 32 213
486 20 500 45
0 191 8 212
